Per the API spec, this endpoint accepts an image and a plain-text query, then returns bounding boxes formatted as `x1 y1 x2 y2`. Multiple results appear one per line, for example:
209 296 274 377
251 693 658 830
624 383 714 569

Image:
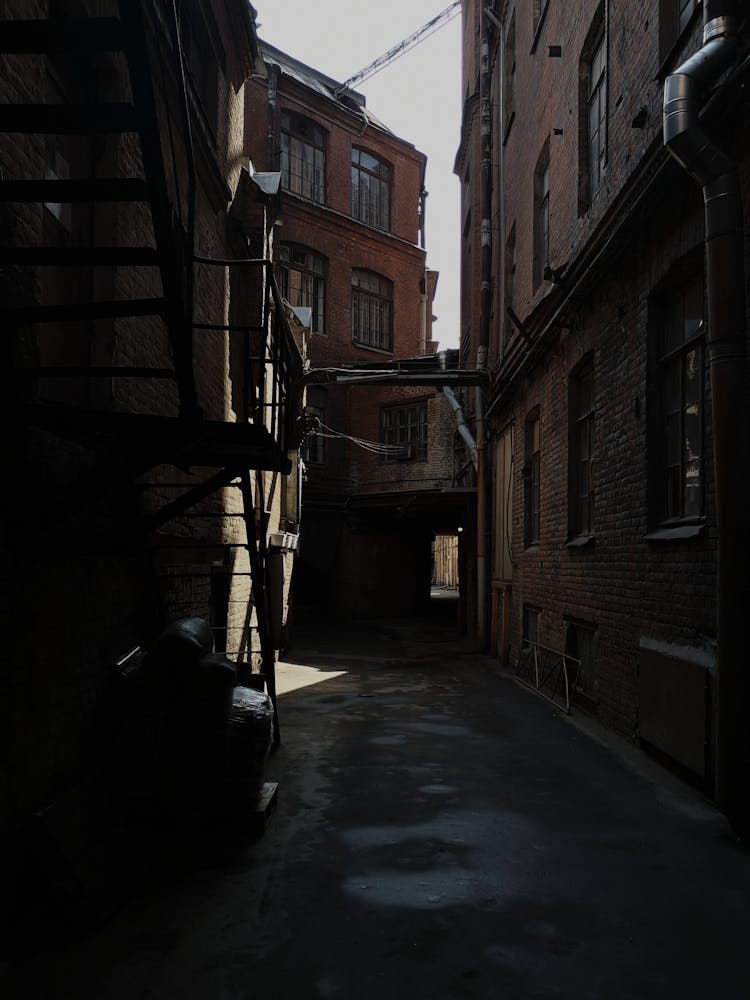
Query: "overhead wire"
309 421 407 457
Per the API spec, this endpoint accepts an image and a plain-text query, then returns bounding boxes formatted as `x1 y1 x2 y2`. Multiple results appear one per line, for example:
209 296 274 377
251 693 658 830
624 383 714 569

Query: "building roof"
258 41 393 136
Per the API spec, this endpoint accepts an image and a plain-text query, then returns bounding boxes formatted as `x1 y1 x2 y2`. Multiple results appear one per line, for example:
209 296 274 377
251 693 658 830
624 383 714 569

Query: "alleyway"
6 591 750 999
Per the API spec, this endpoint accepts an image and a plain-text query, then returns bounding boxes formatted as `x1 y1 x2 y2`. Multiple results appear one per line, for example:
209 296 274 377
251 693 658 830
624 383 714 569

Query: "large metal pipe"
442 385 478 470
664 3 749 837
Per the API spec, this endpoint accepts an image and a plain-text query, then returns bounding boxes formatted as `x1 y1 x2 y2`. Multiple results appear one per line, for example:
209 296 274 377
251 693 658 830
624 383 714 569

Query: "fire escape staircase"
0 4 299 743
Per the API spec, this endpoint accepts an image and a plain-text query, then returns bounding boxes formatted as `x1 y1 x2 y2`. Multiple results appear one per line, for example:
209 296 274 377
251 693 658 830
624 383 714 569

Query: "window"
352 269 392 352
587 27 607 197
278 245 325 334
568 356 595 539
533 141 550 289
579 8 607 212
351 148 391 231
503 10 516 139
303 386 326 466
659 0 700 64
524 408 541 546
656 274 705 522
179 2 220 136
382 402 428 462
522 605 540 648
280 111 326 203
503 222 516 349
565 622 597 707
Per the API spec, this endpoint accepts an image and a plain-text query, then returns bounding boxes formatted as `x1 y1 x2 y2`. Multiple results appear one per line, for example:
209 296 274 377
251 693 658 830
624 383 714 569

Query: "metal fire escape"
0 3 299 742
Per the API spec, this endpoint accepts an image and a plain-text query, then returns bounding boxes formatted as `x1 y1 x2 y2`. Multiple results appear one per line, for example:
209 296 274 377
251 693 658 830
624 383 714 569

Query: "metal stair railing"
516 640 581 714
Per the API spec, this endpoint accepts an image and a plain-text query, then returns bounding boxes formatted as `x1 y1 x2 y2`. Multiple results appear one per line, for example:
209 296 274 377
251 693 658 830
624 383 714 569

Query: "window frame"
568 355 595 541
578 6 607 214
565 620 598 707
278 243 326 335
658 0 701 68
524 407 541 547
533 141 550 290
657 275 705 524
302 386 326 467
522 605 541 648
351 269 393 353
502 9 517 142
503 221 517 350
587 27 607 197
351 147 392 232
381 401 428 462
178 0 221 141
280 110 326 204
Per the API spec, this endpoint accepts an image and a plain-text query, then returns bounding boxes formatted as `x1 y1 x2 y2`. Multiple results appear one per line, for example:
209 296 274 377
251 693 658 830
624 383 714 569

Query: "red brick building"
245 43 473 621
458 0 750 828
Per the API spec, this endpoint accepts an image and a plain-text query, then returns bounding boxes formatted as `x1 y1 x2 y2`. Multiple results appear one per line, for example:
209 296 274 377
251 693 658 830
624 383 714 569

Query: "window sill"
352 341 393 356
352 217 392 236
566 533 595 549
524 542 541 553
644 522 705 542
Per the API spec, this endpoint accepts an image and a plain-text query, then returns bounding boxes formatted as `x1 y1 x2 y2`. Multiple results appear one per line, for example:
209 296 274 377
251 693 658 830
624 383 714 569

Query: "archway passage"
293 488 475 633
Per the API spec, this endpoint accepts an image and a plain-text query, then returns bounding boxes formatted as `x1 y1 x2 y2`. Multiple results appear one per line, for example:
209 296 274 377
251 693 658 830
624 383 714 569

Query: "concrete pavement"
6 592 750 998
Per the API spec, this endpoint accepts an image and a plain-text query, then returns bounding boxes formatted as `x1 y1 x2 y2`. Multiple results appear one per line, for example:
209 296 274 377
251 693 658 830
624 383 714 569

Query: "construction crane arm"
337 1 461 93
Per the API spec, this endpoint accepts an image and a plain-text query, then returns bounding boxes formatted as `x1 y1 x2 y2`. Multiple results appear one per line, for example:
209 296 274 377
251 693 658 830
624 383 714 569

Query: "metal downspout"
476 10 492 648
443 386 478 470
663 3 749 836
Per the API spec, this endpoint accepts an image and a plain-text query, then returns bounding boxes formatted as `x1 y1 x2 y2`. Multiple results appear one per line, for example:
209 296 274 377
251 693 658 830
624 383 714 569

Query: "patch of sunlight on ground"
276 660 348 695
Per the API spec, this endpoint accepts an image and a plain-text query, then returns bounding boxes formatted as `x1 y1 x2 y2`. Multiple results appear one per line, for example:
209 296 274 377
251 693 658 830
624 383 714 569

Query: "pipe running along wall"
442 386 478 470
663 1 749 836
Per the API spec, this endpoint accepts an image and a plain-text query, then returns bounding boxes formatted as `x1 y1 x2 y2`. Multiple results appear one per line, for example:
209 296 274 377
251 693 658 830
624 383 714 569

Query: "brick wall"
459 0 747 756
2 1 290 843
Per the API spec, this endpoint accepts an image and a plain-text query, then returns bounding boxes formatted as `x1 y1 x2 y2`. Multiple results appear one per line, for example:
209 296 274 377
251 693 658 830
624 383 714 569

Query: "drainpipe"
663 2 749 837
267 63 281 170
443 386 478 471
476 8 492 647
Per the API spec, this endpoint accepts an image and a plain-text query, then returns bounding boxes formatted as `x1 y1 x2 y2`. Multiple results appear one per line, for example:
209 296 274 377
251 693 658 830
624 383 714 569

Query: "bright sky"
253 0 462 349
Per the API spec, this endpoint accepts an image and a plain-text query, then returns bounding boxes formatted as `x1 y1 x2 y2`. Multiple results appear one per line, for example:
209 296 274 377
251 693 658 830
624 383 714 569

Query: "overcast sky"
253 0 462 349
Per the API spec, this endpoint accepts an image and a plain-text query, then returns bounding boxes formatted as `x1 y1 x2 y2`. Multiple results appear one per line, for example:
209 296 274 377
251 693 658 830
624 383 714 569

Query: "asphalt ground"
6 591 750 999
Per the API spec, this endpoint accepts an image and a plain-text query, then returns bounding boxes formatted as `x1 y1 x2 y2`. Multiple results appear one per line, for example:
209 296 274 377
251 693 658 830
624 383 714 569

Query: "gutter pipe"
442 386 478 471
664 2 749 837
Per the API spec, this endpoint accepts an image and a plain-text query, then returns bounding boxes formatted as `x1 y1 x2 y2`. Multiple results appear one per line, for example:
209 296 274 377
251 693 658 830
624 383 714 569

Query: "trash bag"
142 617 214 681
227 686 274 799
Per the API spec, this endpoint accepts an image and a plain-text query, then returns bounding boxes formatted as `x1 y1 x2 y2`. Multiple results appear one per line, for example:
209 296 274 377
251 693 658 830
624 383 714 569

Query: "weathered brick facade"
1 0 302 864
245 44 469 621
459 0 750 795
